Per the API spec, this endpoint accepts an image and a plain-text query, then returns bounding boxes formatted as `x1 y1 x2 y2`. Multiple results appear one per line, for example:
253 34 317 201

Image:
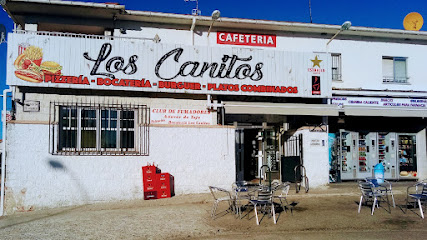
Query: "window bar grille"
49 101 150 156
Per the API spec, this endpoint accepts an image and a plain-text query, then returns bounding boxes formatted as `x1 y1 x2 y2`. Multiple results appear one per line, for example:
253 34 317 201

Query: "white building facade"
1 0 427 214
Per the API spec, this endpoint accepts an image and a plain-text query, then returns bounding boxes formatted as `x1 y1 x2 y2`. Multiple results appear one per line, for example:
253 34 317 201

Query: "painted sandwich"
40 61 62 75
14 46 44 83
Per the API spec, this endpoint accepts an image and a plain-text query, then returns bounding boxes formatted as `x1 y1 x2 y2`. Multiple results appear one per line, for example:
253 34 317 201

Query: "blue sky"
0 0 426 136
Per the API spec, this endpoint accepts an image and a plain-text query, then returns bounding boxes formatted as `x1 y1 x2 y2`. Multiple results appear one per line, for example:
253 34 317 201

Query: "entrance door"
235 129 244 181
281 134 303 182
235 129 259 181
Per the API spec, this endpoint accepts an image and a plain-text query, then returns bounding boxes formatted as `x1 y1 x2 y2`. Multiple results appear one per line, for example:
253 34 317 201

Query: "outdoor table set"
209 181 292 225
358 178 427 219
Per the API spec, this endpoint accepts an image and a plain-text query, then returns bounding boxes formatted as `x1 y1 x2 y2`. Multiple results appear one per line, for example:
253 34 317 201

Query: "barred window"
51 103 149 155
331 53 342 81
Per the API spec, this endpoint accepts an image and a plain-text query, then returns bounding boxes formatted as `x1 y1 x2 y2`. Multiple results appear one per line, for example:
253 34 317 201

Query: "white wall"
4 124 235 213
295 128 329 188
125 26 427 95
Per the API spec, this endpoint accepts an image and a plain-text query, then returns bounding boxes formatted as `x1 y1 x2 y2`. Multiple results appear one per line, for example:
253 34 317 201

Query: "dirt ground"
0 182 426 240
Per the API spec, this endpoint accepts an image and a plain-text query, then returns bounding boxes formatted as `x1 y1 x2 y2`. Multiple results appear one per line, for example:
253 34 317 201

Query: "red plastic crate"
144 181 157 192
143 173 156 183
157 173 175 198
158 181 169 190
158 189 171 199
144 191 157 200
142 165 161 175
157 173 171 182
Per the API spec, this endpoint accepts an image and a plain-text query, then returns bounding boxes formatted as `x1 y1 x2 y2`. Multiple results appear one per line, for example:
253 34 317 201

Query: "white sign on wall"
332 97 427 109
7 33 331 98
150 108 213 125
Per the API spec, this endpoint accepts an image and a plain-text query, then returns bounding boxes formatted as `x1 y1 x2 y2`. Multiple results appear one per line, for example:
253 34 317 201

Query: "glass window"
81 109 97 149
382 56 408 83
57 106 140 153
59 106 77 149
101 109 118 149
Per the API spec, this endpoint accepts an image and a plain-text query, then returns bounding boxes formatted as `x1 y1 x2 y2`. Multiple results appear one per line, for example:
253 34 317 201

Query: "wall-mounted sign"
23 100 40 112
217 32 276 47
310 139 321 146
150 108 213 125
332 97 427 109
312 76 321 95
7 33 330 98
308 55 325 74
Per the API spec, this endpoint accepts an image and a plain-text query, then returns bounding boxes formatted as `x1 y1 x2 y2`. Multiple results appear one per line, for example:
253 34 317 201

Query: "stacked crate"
142 164 175 200
157 173 175 199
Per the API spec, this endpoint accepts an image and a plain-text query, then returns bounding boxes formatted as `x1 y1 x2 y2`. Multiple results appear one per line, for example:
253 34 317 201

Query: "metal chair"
273 182 291 212
208 186 233 219
404 181 427 219
358 181 391 215
365 177 396 208
232 181 251 219
249 188 277 225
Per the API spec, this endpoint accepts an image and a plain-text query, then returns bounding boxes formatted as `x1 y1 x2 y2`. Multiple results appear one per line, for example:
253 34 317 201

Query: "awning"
343 106 427 118
223 102 340 116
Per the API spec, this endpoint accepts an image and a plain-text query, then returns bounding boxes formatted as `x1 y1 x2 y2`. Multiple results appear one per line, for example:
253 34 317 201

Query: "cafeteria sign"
217 32 276 47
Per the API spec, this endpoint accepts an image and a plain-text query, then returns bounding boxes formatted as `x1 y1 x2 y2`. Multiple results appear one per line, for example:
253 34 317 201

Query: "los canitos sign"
7 33 330 98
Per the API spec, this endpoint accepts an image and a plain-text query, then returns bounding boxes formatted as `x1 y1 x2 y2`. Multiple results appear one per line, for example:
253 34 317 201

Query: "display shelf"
399 135 416 175
358 134 367 172
341 138 348 172
378 133 387 164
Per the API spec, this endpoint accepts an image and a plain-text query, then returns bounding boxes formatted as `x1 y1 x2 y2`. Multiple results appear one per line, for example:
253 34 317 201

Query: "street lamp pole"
327 21 351 45
324 21 351 133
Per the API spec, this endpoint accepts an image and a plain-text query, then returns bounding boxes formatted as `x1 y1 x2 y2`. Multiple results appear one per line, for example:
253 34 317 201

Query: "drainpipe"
190 17 196 45
1 87 12 216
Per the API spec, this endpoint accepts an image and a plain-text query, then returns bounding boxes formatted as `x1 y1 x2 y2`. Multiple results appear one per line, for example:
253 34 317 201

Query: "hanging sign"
332 97 427 109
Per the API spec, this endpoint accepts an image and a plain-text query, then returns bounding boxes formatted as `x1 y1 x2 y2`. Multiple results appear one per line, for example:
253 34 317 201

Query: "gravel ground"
0 182 426 239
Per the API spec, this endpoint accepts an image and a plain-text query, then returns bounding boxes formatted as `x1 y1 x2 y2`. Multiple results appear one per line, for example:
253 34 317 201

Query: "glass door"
398 134 417 179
